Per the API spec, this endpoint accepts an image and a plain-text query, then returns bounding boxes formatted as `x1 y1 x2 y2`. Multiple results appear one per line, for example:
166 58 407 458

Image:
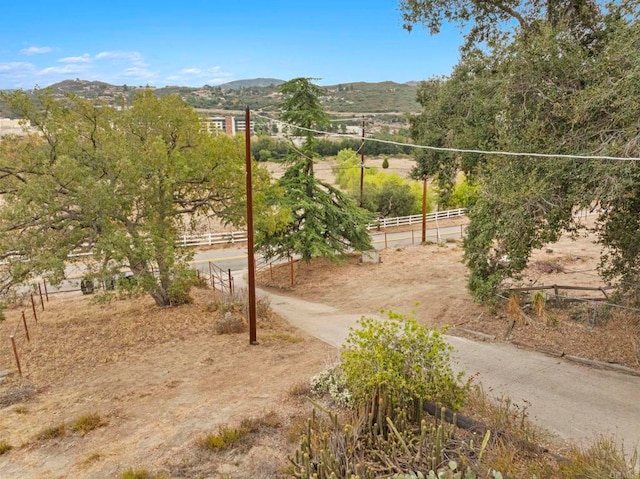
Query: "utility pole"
245 107 258 345
359 117 365 207
421 176 428 243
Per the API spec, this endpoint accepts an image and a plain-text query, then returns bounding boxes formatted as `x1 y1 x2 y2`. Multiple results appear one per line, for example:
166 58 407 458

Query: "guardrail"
177 208 468 247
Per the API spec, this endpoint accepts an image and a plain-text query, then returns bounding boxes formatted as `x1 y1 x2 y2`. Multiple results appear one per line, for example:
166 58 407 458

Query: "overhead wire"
252 112 640 162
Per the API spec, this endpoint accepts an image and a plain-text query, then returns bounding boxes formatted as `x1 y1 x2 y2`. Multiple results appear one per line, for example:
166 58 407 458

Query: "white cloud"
96 51 146 66
58 54 92 63
166 66 232 85
37 64 88 76
20 46 53 56
181 68 202 75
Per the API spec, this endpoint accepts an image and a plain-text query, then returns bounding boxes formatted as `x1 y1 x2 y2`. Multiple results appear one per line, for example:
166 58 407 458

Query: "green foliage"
165 266 201 306
382 156 390 169
334 148 429 217
407 2 640 301
70 413 108 434
0 440 12 455
0 90 271 306
257 159 373 262
199 425 247 451
309 366 352 407
36 424 67 441
257 80 373 262
199 412 281 452
120 468 168 479
341 313 468 412
279 77 329 143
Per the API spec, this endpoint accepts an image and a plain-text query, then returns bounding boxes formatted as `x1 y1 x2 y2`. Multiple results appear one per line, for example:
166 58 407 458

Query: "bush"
341 312 468 412
0 440 11 455
166 267 202 305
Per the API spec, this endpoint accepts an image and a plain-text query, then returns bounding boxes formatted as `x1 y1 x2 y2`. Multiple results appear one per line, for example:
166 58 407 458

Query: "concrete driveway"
247 276 640 450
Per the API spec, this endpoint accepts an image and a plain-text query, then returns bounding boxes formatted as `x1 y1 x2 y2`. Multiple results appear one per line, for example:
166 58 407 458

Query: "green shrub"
310 365 352 407
340 312 468 412
36 423 66 441
382 156 390 169
120 468 168 479
199 425 246 451
166 267 201 305
70 413 108 434
0 440 11 455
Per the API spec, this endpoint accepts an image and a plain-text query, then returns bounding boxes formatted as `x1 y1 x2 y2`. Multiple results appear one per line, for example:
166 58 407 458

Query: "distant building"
202 115 254 136
0 118 29 136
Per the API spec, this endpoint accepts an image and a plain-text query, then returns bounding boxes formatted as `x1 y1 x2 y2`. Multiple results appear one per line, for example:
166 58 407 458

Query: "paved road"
232 271 640 450
191 224 466 272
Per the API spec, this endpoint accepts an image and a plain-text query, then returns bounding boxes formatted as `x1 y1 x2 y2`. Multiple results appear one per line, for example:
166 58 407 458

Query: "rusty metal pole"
43 281 49 302
38 283 44 311
421 176 427 243
10 336 22 376
359 117 365 207
22 311 30 342
245 107 258 345
289 256 294 287
31 295 37 324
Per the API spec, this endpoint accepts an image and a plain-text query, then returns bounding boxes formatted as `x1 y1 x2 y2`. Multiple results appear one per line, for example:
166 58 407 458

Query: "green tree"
0 90 265 306
405 0 640 302
256 78 373 262
399 0 603 50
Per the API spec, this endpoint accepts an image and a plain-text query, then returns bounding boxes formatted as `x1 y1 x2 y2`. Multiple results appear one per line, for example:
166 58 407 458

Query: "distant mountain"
1 78 420 117
218 78 284 89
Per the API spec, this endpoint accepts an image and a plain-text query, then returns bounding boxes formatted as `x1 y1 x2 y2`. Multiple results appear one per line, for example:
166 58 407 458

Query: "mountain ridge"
2 78 421 116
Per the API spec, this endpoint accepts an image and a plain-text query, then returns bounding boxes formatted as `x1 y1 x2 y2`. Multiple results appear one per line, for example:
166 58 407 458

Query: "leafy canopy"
0 89 268 306
256 78 373 262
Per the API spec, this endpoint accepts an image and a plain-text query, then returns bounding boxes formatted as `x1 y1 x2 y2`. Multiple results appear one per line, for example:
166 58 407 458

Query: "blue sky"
0 1 463 89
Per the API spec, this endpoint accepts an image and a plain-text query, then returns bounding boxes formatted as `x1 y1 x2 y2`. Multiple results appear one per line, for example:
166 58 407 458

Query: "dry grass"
197 410 282 452
70 413 108 434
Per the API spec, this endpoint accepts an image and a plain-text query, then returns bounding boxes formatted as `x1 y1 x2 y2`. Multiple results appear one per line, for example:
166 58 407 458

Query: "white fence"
366 208 467 230
179 231 249 247
178 208 468 247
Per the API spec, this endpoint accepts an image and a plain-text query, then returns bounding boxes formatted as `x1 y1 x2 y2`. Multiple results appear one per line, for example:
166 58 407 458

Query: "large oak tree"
0 90 265 306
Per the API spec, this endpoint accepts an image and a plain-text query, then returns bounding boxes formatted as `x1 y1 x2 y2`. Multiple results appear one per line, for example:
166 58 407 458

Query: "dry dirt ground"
0 288 335 478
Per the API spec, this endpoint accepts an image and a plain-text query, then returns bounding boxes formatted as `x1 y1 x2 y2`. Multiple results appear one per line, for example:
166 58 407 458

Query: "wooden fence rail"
177 208 468 247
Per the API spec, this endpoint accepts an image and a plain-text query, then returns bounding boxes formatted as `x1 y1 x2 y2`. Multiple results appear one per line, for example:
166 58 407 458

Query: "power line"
253 113 640 162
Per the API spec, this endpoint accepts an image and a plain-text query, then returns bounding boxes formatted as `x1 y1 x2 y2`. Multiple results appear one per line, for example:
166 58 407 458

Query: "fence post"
38 283 44 311
384 232 388 249
289 256 295 287
10 336 22 377
228 269 233 295
43 281 49 302
411 230 415 245
22 311 30 342
270 263 273 280
31 295 38 324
